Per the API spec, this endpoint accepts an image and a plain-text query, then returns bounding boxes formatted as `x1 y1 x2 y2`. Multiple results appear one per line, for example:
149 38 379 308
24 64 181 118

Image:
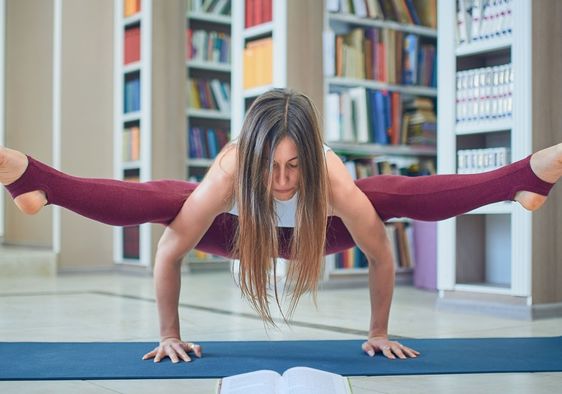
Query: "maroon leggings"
5 155 554 258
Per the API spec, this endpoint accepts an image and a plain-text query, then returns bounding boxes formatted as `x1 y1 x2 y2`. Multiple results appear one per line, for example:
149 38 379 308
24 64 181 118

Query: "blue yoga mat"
1 337 561 381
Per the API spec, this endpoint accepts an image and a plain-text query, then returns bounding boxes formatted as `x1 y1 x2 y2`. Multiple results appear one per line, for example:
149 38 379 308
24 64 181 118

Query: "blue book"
383 91 391 139
188 128 198 158
403 34 419 85
404 0 421 25
373 90 388 144
206 129 218 158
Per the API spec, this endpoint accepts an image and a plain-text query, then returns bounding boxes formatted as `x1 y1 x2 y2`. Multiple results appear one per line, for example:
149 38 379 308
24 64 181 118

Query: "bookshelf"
321 0 438 287
184 0 233 271
230 0 323 278
437 0 562 319
114 0 186 269
114 0 150 266
231 0 324 137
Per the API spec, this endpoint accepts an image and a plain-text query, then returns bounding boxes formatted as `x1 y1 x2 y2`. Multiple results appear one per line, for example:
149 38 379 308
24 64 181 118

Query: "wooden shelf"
328 13 437 38
186 108 230 120
455 118 512 135
186 60 231 72
187 11 231 25
242 21 273 40
456 35 512 57
328 141 436 157
186 158 214 167
327 76 437 97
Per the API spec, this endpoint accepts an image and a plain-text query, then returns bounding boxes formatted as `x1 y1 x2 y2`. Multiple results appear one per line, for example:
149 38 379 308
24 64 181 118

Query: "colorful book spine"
124 0 141 17
243 37 273 89
124 26 141 65
245 0 272 28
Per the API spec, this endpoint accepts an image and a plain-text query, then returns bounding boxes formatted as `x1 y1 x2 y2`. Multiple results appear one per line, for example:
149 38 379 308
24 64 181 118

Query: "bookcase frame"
113 0 186 271
230 0 323 278
321 0 438 287
114 0 153 267
436 0 562 319
184 1 233 272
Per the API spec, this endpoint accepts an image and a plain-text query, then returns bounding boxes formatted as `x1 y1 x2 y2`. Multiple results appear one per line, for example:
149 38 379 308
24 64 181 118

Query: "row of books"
124 0 141 17
245 0 272 28
188 0 231 15
456 64 513 123
124 78 141 113
124 26 141 65
457 147 510 174
343 155 435 178
123 126 141 162
325 88 436 146
123 226 140 259
186 29 231 64
188 78 231 113
188 127 229 159
457 0 512 45
335 222 415 270
324 28 436 87
327 0 437 28
243 37 273 89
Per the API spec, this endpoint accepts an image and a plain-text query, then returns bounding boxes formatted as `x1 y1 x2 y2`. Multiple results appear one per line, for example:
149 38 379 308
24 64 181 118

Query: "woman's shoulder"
214 142 237 179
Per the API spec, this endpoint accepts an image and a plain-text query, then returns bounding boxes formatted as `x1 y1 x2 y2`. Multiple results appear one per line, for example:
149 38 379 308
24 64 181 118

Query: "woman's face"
271 137 300 201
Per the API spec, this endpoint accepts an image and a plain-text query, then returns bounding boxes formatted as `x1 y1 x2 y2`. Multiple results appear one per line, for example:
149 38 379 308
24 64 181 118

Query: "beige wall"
531 0 562 304
57 0 114 270
4 0 54 247
150 0 187 251
286 0 324 119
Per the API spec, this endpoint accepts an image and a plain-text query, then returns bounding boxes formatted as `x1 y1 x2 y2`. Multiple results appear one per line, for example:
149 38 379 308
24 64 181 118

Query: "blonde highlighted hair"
233 89 328 324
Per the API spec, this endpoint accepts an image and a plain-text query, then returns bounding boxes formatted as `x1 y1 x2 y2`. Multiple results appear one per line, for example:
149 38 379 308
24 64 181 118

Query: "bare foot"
515 143 562 211
0 147 47 214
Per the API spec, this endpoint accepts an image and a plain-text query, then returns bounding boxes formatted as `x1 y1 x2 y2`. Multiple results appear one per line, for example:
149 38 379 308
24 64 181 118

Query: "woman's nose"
276 168 288 185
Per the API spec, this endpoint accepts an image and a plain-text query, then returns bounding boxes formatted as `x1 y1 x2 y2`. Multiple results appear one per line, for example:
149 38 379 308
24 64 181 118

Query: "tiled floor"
0 270 561 393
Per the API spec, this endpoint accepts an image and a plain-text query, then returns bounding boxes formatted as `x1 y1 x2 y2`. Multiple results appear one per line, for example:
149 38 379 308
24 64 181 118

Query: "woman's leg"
4 154 195 226
325 149 559 255
356 154 554 222
1 149 239 258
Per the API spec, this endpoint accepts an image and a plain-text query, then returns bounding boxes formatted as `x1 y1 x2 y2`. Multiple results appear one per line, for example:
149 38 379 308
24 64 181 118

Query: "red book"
263 0 272 23
245 0 254 28
254 0 263 25
186 28 192 60
124 27 141 64
123 226 140 259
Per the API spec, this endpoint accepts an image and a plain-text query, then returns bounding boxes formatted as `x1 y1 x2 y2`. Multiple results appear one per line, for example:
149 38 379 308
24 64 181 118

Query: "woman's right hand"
142 338 202 363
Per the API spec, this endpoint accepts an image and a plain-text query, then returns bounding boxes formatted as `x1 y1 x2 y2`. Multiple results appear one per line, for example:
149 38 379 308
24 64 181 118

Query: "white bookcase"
230 0 323 278
436 0 562 318
184 0 233 271
114 0 153 267
113 0 186 270
231 0 323 136
321 0 438 287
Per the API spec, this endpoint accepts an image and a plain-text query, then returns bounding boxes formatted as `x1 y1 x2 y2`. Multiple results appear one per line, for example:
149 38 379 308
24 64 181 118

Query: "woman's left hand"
362 336 420 359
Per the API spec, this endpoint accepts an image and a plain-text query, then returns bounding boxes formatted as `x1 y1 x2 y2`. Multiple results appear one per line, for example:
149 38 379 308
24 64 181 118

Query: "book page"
219 370 280 394
282 367 351 394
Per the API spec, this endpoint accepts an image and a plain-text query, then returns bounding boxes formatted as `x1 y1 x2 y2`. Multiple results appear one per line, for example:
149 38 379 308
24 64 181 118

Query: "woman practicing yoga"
1 89 559 363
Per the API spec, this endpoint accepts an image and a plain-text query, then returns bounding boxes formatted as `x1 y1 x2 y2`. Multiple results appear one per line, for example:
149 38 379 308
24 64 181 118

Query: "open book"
217 366 352 394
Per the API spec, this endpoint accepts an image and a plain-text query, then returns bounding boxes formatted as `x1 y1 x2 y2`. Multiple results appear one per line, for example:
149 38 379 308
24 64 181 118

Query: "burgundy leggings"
5 155 554 258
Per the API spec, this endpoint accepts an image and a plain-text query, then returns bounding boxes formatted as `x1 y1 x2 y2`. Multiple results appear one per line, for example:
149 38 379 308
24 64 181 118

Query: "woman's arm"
143 147 235 363
326 151 419 359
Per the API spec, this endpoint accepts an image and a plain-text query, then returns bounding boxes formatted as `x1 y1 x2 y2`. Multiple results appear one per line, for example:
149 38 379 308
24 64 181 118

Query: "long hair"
233 89 328 324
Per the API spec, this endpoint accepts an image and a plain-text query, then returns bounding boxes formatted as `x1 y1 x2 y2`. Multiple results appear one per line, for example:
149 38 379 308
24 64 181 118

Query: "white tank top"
227 144 331 228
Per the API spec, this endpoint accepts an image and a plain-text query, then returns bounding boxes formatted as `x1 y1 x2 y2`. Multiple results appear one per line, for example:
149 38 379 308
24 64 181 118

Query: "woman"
1 89 558 364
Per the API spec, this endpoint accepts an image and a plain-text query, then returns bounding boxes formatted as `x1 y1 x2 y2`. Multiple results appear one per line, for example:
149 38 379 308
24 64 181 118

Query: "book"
217 366 352 394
